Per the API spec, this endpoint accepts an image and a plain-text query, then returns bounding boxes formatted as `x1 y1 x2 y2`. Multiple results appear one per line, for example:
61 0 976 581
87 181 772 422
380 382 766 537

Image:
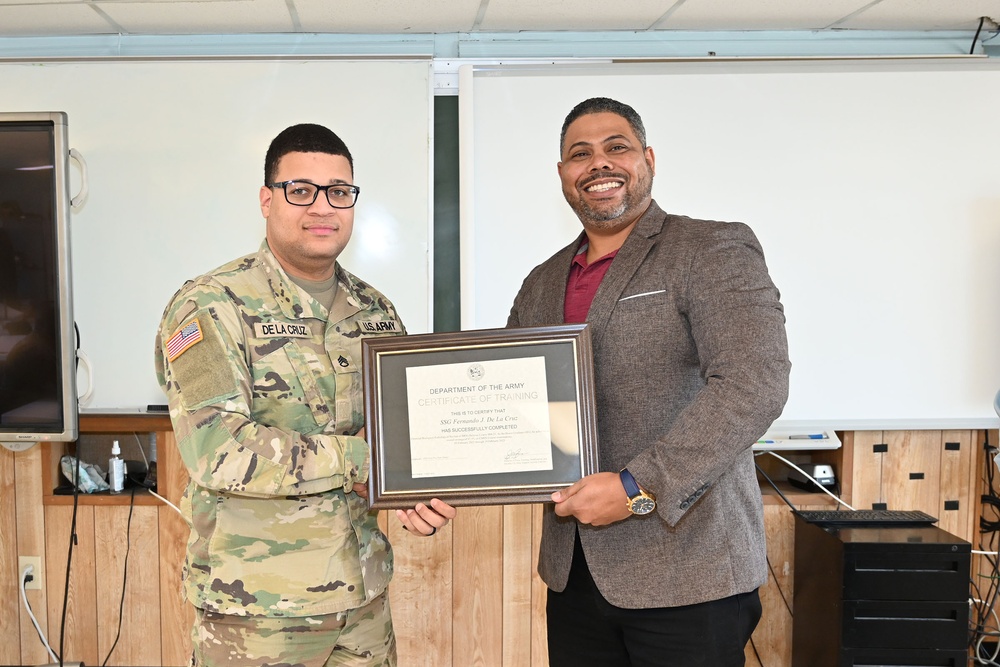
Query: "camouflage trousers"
190 590 396 667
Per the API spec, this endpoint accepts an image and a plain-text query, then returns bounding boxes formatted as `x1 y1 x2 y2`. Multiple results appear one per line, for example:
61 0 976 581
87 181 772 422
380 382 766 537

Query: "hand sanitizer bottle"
108 440 125 494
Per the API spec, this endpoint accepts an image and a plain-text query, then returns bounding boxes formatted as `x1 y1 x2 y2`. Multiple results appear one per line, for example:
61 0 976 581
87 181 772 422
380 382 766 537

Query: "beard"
565 166 654 232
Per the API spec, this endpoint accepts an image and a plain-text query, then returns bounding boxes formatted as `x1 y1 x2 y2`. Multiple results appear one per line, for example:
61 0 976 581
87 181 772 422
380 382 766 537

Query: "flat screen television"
0 112 77 450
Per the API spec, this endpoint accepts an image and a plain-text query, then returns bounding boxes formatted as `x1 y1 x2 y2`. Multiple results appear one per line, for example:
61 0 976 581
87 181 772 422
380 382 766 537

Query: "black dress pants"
546 536 761 667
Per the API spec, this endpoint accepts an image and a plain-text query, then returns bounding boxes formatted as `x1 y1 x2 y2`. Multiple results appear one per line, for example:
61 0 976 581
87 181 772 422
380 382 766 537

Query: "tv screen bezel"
0 111 78 450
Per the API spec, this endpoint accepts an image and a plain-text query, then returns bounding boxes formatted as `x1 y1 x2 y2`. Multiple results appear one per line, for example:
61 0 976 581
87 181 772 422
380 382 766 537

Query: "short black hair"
264 123 354 184
559 97 647 155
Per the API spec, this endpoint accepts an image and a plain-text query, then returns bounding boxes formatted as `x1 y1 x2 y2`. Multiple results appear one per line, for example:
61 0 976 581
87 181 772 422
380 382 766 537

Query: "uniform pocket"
251 339 321 435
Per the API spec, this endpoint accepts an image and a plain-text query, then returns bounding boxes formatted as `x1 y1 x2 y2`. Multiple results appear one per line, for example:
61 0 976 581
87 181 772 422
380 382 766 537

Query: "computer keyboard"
795 509 938 527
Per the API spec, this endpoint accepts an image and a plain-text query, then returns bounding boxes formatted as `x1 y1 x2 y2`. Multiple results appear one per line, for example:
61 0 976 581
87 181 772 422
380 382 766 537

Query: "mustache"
580 172 628 188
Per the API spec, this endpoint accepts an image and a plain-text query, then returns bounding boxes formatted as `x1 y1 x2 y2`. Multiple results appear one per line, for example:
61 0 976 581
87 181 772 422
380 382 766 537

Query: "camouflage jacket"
154 240 405 617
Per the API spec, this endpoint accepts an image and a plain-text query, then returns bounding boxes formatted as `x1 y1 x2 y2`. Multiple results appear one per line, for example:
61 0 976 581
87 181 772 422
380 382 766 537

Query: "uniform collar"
258 240 370 322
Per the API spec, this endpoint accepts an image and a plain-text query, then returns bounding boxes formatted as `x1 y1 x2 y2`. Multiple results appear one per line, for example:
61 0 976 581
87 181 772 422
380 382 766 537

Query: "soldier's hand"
352 427 368 498
396 498 457 536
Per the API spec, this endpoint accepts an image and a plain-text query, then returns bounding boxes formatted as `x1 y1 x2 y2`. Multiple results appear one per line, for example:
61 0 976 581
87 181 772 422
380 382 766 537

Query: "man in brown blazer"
507 97 791 666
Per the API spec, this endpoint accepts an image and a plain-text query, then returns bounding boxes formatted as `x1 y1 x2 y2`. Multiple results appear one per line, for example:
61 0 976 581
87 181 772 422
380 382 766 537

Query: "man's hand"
396 498 458 537
552 472 632 526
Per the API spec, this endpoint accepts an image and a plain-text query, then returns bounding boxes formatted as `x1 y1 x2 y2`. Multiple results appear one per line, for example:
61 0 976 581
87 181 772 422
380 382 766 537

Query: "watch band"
619 468 642 498
620 468 656 515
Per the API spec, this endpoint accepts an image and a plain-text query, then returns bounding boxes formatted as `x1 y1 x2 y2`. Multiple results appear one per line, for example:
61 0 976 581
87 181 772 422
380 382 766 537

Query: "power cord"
20 564 59 663
101 487 136 667
972 436 1000 664
58 441 84 667
131 432 182 517
748 635 765 667
758 451 855 511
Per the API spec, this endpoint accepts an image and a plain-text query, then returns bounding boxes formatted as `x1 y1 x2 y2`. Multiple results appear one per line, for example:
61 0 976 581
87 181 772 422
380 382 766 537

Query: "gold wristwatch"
620 468 656 515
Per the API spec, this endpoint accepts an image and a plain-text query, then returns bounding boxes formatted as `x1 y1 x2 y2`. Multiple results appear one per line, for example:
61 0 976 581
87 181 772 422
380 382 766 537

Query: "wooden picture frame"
362 324 599 509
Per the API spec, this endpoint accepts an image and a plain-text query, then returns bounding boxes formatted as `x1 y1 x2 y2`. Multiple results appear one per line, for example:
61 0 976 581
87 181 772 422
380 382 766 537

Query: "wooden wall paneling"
749 501 835 667
529 503 547 667
156 430 192 666
12 420 994 667
14 445 48 666
388 514 453 667
850 431 886 509
501 503 533 667
158 504 191 666
882 431 941 514
0 447 20 666
44 504 98 665
452 505 504 666
939 429 975 541
748 504 795 666
94 504 161 666
42 441 66 497
835 431 856 507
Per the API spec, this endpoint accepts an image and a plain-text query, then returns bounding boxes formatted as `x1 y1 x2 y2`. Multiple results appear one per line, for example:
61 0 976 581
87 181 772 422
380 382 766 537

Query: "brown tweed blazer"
507 200 791 608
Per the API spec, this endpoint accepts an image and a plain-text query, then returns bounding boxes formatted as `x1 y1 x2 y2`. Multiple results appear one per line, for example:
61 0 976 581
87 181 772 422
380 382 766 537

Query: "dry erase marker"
789 434 827 440
756 439 776 444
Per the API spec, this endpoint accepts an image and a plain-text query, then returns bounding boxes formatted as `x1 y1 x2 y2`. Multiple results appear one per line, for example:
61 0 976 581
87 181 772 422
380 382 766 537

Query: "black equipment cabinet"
792 515 970 666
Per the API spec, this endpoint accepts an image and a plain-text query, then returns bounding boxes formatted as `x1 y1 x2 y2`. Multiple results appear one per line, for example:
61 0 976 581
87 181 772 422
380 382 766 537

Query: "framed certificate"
361 324 599 509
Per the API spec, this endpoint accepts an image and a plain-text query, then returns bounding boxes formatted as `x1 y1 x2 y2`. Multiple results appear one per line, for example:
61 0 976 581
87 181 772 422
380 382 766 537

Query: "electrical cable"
58 444 83 667
973 16 987 54
101 487 136 667
972 435 1000 663
149 488 183 516
131 432 183 517
761 451 855 510
748 635 765 667
20 565 58 663
972 597 1000 664
754 460 797 511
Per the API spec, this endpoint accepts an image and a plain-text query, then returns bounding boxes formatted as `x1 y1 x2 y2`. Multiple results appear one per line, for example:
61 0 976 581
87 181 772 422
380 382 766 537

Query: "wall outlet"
19 556 42 591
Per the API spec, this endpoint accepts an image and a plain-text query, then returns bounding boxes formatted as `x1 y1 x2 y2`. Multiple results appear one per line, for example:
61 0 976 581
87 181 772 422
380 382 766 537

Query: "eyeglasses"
267 180 361 208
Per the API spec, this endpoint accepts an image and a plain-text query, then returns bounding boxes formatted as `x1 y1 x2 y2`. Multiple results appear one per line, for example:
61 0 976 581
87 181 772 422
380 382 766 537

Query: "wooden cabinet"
746 429 983 667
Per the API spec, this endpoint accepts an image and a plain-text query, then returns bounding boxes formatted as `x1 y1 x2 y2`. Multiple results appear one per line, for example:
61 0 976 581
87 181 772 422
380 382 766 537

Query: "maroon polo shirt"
564 240 619 324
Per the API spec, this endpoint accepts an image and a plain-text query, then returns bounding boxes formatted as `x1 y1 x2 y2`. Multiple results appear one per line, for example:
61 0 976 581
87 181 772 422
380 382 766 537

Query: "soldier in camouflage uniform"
154 124 455 667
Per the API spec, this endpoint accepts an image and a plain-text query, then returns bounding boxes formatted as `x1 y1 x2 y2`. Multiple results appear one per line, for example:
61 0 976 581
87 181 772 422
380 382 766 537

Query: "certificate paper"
405 356 552 478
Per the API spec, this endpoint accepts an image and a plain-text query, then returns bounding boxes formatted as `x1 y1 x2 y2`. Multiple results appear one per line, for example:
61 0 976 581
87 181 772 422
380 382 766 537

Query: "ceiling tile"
0 3 115 36
837 0 1000 30
478 0 670 32
0 0 993 39
661 0 868 31
97 0 293 35
293 0 482 33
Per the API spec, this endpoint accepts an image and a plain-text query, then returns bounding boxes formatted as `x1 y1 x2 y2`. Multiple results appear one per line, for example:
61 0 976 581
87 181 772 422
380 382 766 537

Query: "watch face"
630 496 656 515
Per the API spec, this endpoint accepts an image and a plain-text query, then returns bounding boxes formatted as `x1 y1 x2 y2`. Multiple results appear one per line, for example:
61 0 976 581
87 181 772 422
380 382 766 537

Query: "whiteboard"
460 59 1000 430
0 58 432 410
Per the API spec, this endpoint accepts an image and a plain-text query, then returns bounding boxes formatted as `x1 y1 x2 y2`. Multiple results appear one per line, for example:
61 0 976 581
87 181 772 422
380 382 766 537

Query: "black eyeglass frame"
266 180 362 209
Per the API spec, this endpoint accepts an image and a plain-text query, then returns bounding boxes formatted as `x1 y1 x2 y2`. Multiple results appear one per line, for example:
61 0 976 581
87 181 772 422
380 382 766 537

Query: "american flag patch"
166 319 203 362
